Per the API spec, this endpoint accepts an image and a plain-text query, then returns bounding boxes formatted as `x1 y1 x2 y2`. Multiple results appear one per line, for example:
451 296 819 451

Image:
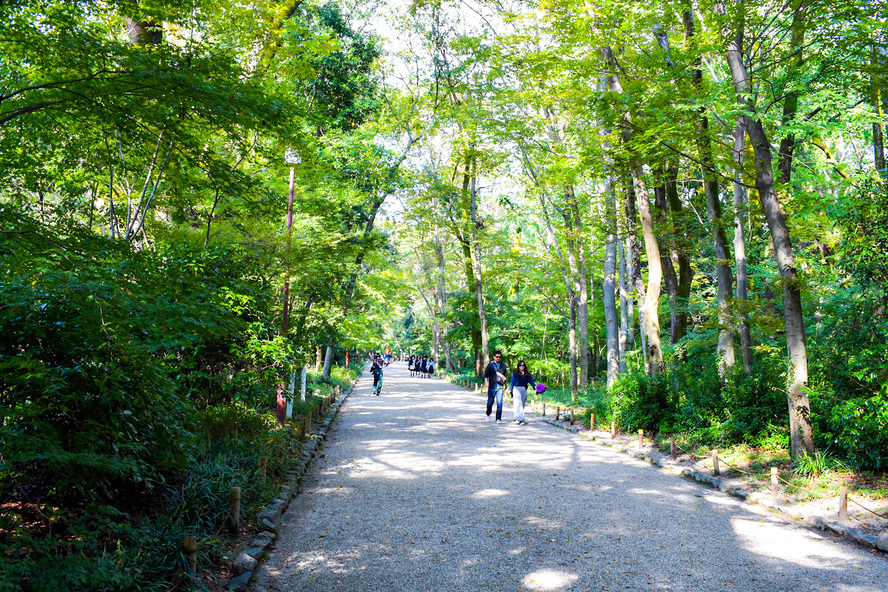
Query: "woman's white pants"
513 386 528 421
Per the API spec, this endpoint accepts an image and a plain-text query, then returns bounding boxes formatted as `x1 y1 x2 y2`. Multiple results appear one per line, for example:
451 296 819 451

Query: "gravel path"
252 363 885 592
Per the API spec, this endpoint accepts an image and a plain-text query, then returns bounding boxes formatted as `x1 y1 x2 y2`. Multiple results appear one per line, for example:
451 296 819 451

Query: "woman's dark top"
509 371 536 390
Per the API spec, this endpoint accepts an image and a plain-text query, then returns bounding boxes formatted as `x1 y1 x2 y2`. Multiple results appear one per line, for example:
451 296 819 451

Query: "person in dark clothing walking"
483 351 508 423
508 360 536 424
370 352 384 395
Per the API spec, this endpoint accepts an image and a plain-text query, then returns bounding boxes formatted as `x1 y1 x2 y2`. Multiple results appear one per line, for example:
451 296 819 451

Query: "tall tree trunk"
873 88 886 175
460 240 483 376
600 43 662 374
618 241 629 373
665 164 693 342
568 186 590 387
469 173 490 371
559 186 589 388
627 172 651 372
457 157 484 377
569 294 578 401
434 227 456 371
776 1 807 186
321 345 333 378
653 172 680 345
603 179 621 387
625 180 643 357
432 321 441 365
536 188 578 397
540 106 590 386
685 8 735 372
630 166 664 375
870 42 885 175
576 244 590 387
733 117 754 374
724 15 814 457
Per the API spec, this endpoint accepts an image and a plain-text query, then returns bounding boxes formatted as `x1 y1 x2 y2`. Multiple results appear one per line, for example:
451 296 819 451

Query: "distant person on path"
408 355 415 376
425 357 435 377
484 351 508 423
508 360 536 425
370 352 384 395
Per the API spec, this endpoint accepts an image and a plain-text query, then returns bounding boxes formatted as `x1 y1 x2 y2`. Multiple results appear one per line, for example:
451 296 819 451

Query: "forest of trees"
391 0 888 467
1 0 886 589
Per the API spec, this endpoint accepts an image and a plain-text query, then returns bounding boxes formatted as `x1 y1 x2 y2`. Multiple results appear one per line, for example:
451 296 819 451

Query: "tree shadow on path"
253 363 885 592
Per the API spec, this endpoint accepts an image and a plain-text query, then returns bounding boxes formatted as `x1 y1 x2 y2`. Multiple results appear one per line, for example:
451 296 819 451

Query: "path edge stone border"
538 416 888 556
225 378 358 592
443 372 886 556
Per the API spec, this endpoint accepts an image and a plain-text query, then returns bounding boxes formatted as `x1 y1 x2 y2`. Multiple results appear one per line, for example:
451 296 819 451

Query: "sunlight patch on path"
471 488 510 499
521 569 579 591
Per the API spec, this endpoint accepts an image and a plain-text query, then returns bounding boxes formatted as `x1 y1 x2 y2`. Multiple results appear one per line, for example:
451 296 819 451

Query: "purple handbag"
535 383 547 394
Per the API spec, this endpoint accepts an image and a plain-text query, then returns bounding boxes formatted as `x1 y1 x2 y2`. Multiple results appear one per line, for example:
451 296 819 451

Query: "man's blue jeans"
486 385 504 420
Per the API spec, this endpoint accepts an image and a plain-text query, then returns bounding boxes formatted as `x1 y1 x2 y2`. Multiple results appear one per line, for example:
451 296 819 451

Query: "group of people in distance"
484 350 544 425
370 351 542 425
408 354 435 378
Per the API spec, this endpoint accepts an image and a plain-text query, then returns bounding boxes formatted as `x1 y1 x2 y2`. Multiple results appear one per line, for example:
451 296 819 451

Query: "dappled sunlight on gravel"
522 569 579 590
523 516 564 530
471 488 511 498
730 515 862 569
252 363 887 592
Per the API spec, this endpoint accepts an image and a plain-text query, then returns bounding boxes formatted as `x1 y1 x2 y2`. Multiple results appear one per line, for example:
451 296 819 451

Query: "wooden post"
258 457 268 483
542 403 546 416
569 409 575 425
638 430 643 449
670 437 676 460
611 420 616 439
712 450 720 476
771 467 779 499
229 487 241 534
590 413 595 430
839 486 848 521
183 536 197 575
555 407 561 421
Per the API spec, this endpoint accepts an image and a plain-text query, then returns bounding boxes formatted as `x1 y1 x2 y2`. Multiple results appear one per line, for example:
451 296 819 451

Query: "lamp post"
278 149 300 424
282 149 301 333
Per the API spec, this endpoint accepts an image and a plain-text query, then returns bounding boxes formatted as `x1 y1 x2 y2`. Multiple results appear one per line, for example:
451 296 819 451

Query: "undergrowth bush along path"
254 362 885 592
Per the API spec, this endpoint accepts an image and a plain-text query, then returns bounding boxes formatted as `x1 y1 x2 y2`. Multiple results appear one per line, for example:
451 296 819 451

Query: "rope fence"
668 437 885 520
446 374 886 522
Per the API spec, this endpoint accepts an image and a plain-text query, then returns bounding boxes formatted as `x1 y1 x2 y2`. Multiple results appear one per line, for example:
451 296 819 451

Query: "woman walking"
508 360 536 425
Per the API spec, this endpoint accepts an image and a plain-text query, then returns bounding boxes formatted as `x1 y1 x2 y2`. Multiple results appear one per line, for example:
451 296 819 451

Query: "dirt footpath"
251 363 885 592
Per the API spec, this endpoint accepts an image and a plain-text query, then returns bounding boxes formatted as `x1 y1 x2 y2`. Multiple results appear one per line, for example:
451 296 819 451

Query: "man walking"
483 351 508 423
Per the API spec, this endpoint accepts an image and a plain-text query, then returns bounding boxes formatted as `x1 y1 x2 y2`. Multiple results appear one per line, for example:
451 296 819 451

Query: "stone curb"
225 379 357 591
538 417 888 556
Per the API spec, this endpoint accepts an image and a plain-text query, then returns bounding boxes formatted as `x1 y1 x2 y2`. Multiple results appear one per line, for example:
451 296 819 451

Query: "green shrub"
607 373 674 433
824 394 888 469
792 449 850 478
194 401 275 443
